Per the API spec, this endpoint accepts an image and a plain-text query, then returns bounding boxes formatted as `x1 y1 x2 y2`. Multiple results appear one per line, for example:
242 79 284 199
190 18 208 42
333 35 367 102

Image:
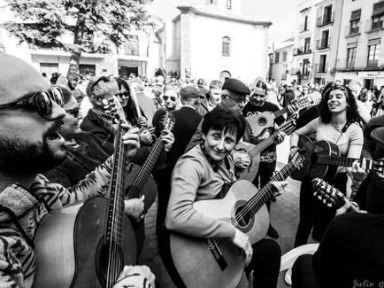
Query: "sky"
149 0 301 44
242 0 301 42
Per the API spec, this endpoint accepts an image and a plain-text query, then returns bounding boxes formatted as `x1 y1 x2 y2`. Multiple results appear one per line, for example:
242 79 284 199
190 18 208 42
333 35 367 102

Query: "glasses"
224 93 247 105
66 107 80 118
0 87 64 119
163 95 177 101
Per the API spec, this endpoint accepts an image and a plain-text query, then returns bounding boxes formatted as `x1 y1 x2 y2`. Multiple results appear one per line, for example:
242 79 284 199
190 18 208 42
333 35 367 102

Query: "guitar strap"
335 121 352 144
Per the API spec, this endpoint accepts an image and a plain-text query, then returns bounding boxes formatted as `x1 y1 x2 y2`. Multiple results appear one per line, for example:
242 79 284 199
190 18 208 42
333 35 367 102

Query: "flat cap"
180 85 201 100
222 78 250 95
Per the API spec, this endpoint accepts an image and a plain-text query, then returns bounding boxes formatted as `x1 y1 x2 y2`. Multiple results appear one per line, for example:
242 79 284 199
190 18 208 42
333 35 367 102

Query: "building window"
350 9 361 34
222 36 230 57
319 30 330 49
323 5 333 24
346 47 356 69
367 43 380 68
302 59 310 78
275 52 280 63
79 64 96 77
319 54 327 72
372 1 384 30
282 51 287 62
372 14 384 30
304 15 308 31
226 0 232 10
304 37 311 53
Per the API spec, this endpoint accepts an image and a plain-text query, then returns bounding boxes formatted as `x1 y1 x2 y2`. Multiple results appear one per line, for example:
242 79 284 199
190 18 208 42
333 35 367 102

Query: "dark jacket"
152 106 202 169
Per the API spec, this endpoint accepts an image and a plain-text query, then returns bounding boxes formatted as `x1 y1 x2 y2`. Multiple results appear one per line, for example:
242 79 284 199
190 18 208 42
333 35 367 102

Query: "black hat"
222 78 250 95
180 86 201 100
371 127 384 146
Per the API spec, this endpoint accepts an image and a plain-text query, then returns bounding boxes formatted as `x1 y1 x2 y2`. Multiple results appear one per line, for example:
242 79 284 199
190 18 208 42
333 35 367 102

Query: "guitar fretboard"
316 155 373 170
242 155 302 217
126 138 164 199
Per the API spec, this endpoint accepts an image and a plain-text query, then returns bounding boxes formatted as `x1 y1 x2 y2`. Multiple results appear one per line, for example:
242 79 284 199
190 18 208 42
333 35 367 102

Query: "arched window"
222 36 230 57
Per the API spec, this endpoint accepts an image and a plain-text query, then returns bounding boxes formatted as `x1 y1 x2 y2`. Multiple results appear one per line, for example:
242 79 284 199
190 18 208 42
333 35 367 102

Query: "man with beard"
0 53 155 288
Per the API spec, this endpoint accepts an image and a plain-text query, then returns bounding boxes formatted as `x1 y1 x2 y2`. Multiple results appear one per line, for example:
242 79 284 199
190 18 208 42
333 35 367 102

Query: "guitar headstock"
279 119 297 136
160 112 176 132
311 178 346 209
292 95 318 110
291 150 305 169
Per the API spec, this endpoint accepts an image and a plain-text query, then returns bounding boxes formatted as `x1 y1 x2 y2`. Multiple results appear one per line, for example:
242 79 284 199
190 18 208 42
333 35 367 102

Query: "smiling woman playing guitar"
290 82 363 247
166 107 285 288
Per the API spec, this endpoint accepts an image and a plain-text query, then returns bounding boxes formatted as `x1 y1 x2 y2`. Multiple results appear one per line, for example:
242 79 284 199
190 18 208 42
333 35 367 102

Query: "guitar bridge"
207 239 228 271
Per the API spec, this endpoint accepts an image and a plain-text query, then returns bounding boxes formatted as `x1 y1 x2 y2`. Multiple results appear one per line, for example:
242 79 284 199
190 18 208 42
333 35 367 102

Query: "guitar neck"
248 136 276 158
243 158 298 217
316 156 373 169
126 138 164 199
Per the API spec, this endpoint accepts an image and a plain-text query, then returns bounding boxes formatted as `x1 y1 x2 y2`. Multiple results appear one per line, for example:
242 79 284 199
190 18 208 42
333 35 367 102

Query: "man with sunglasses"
0 53 155 287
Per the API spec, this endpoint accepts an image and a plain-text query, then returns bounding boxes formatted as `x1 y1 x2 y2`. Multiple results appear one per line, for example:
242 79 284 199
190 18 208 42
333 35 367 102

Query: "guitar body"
34 197 137 288
170 180 269 288
246 111 275 138
291 136 339 180
234 141 261 181
125 163 158 212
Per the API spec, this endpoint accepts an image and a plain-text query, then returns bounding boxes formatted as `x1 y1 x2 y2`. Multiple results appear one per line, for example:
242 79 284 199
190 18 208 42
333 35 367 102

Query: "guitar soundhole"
96 240 124 286
235 205 251 228
258 116 267 126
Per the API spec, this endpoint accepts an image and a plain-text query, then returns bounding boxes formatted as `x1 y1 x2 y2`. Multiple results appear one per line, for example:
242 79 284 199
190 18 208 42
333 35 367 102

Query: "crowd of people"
0 51 384 288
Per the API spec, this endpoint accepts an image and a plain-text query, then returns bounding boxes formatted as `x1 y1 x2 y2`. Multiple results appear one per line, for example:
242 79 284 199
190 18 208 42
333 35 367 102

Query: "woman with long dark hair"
115 77 147 127
290 82 363 247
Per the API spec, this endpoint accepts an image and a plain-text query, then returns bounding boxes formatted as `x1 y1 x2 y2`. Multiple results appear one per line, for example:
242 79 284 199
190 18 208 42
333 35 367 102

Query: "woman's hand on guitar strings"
231 229 253 266
124 195 145 220
160 130 175 152
113 265 155 288
122 126 140 159
233 151 251 169
270 181 287 198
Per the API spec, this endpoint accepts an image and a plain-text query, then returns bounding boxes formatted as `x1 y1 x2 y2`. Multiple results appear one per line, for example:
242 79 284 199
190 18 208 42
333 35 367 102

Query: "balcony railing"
316 37 331 50
367 59 379 69
316 13 334 27
365 19 384 33
336 57 383 71
294 47 312 56
344 24 360 37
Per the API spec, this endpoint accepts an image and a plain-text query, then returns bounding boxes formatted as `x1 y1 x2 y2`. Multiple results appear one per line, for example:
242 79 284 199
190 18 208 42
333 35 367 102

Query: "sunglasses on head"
0 87 64 119
163 95 177 101
66 107 80 118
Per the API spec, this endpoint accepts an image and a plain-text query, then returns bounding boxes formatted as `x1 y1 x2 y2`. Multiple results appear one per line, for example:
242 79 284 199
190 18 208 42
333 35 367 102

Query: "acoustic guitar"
125 112 175 212
169 152 304 288
290 135 384 180
234 119 296 181
311 178 361 212
34 122 137 288
246 95 319 138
